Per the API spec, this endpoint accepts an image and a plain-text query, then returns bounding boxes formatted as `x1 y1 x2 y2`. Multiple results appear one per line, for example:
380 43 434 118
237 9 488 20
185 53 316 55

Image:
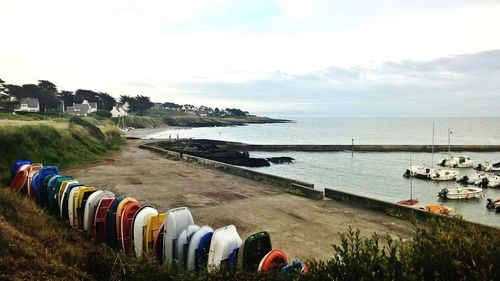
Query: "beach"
65 140 415 260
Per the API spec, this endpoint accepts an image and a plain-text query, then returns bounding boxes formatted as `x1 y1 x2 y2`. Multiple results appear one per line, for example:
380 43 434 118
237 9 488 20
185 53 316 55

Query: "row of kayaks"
8 160 308 274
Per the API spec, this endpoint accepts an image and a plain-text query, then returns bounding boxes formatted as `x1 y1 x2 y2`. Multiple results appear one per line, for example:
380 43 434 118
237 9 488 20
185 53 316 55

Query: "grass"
0 116 125 186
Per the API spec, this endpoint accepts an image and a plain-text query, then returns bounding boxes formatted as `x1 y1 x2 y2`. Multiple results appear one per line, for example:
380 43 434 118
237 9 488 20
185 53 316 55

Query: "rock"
266 157 295 164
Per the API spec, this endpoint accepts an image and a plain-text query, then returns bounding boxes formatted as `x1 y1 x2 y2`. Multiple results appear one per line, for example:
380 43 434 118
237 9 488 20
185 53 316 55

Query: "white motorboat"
403 165 434 180
438 154 474 168
429 169 459 181
437 186 483 200
474 161 500 172
456 172 489 187
487 174 500 188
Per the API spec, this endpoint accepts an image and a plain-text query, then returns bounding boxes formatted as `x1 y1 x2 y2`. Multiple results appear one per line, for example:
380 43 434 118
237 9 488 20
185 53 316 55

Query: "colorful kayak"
186 226 214 271
32 166 59 206
39 174 56 209
120 201 141 255
11 160 31 180
163 207 194 263
58 180 78 209
238 231 272 272
425 204 454 216
74 187 96 229
153 221 166 263
115 198 139 245
60 182 84 220
208 225 242 270
27 164 42 201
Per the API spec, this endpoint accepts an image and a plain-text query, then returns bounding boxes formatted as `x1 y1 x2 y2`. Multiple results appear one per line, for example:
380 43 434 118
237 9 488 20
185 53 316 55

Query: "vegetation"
286 187 307 197
0 117 124 185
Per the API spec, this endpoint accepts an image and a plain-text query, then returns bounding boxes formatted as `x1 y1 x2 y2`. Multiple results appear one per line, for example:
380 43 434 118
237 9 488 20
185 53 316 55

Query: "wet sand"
65 140 416 260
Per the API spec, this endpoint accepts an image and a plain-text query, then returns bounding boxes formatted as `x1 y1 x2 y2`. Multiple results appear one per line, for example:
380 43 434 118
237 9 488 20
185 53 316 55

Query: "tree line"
0 78 153 115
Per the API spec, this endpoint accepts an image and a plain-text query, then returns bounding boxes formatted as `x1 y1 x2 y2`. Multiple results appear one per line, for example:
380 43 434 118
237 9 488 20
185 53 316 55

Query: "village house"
14 97 40 112
65 100 97 116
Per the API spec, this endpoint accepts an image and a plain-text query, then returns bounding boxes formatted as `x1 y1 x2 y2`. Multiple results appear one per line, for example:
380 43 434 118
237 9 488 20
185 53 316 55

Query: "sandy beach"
65 140 416 260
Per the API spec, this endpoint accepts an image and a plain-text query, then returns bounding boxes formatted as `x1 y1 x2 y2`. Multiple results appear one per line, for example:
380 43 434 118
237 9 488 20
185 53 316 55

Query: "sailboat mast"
448 128 451 153
410 153 413 200
431 122 435 166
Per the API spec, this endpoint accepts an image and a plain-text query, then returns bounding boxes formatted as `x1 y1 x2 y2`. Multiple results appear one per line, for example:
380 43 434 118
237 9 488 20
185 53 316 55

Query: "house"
110 105 128 118
14 97 40 112
66 100 97 116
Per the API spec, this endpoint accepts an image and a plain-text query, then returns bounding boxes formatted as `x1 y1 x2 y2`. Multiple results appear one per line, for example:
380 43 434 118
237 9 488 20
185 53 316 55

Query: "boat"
207 225 242 270
153 221 166 262
68 186 83 226
9 164 30 192
176 224 200 268
11 159 31 180
47 175 73 216
60 182 84 220
186 226 214 271
132 205 158 257
120 201 141 254
429 169 459 181
39 174 57 209
27 164 42 201
163 207 194 263
115 198 140 245
403 165 434 180
438 154 474 168
106 196 128 248
57 180 78 210
437 186 483 200
144 213 166 256
474 161 500 172
456 172 489 187
423 204 453 216
258 249 288 273
75 187 97 229
486 174 500 188
486 198 500 212
93 198 115 243
83 190 115 233
32 166 59 206
237 231 272 272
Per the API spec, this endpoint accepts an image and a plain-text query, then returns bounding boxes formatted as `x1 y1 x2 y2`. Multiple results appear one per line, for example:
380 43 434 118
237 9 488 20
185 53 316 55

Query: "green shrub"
89 109 112 118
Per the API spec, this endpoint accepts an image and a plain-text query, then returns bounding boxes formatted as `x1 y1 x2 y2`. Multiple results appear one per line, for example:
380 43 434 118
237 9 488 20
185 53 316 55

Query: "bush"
89 109 112 118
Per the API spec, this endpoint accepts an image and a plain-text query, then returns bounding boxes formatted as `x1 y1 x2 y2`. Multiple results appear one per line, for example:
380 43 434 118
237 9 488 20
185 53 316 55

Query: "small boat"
397 198 419 206
456 173 489 187
424 204 454 216
438 186 483 200
60 182 84 220
115 198 140 244
153 221 166 262
9 164 30 192
93 198 115 243
75 187 97 229
163 207 194 263
57 180 78 209
186 226 214 271
474 161 500 172
258 249 288 273
120 200 141 255
83 190 114 233
47 175 73 216
40 174 57 209
238 231 272 272
486 198 500 212
144 213 166 255
486 174 500 188
176 224 201 268
132 205 158 257
438 154 474 168
403 165 434 180
207 225 242 270
106 196 129 248
11 160 31 180
429 169 459 181
32 166 59 206
27 164 42 201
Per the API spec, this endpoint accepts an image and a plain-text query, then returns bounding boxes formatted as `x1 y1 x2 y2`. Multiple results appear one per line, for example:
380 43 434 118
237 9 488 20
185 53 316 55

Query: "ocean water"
147 118 500 226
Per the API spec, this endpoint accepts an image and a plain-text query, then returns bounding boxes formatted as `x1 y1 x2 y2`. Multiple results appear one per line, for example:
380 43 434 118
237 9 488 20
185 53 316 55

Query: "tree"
58 90 75 107
96 92 116 110
37 80 61 111
129 95 153 116
225 108 247 117
119 95 133 104
74 89 99 104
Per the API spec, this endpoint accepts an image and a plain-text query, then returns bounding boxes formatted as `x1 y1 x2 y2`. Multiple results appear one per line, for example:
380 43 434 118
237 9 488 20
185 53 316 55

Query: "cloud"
174 49 500 117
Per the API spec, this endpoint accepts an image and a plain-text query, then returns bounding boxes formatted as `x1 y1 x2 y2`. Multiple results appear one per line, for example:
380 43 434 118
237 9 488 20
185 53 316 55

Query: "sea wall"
226 143 500 152
139 143 324 200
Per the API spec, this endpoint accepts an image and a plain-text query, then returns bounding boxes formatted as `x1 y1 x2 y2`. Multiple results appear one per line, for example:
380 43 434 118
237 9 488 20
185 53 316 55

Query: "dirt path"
65 141 416 260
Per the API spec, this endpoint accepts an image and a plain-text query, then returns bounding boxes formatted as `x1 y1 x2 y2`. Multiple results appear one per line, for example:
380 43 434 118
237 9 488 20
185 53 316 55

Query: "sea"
144 118 500 227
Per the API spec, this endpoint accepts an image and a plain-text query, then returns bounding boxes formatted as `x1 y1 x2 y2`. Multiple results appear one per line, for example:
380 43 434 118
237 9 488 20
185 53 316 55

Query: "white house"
110 105 128 117
14 97 40 112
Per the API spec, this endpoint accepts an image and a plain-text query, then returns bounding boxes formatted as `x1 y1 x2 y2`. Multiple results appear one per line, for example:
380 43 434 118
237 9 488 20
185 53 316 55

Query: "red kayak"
258 249 288 272
93 198 114 243
120 201 141 255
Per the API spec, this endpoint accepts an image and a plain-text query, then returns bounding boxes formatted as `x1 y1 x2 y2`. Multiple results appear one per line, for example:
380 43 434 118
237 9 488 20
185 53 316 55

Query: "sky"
1 0 500 117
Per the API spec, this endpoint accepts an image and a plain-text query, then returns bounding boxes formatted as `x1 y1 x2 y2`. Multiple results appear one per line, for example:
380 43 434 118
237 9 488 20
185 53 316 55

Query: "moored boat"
424 204 454 216
486 198 500 212
403 165 434 180
438 186 483 200
438 154 474 168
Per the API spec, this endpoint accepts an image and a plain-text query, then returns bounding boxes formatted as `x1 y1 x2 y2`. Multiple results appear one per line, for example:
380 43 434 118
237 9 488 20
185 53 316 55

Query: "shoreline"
64 139 418 260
